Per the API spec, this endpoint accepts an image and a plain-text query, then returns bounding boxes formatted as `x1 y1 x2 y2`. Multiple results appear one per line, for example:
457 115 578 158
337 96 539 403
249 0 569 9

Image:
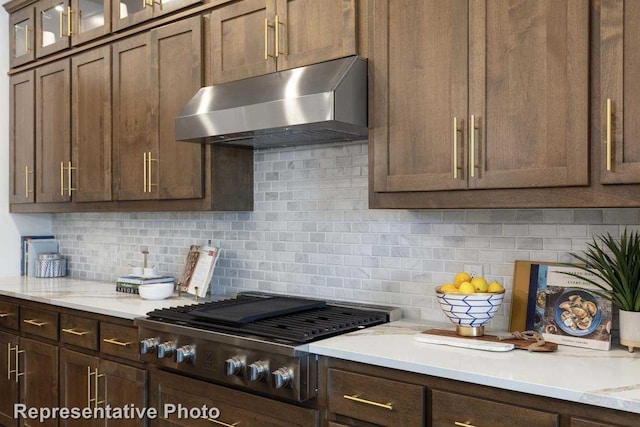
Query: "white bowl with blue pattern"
436 286 505 336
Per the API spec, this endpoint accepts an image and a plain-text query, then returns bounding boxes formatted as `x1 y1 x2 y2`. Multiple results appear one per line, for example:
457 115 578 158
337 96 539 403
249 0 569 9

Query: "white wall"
0 8 52 276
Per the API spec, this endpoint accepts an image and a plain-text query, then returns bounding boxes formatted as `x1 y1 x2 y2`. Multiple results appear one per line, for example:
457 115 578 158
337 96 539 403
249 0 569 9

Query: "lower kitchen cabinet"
149 368 319 427
59 349 146 427
0 331 19 427
20 337 59 427
327 368 424 427
431 389 558 427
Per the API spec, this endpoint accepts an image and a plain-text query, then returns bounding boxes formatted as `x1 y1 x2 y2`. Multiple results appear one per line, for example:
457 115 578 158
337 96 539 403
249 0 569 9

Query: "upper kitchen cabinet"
9 71 35 205
112 0 202 32
69 0 112 46
371 0 589 201
211 0 357 84
113 16 204 201
9 7 36 68
35 0 71 58
601 0 640 184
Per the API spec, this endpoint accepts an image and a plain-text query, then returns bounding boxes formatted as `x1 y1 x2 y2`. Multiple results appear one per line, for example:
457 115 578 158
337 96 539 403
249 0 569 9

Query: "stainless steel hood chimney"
174 56 367 148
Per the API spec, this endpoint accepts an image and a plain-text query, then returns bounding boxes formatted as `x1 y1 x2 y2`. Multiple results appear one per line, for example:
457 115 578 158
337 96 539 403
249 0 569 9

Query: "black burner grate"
146 295 386 344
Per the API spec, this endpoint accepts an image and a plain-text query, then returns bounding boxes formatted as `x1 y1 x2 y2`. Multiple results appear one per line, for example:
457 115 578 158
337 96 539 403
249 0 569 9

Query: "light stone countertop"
308 320 640 414
0 276 209 319
2 277 639 415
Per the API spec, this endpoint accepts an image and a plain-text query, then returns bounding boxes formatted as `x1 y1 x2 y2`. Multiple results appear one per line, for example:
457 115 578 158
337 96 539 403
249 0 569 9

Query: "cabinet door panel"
112 33 154 201
275 0 356 71
10 7 36 67
72 46 112 202
59 349 100 427
468 0 588 189
35 0 71 58
152 17 204 200
35 59 71 203
9 71 36 204
371 0 469 192
154 0 202 19
20 338 58 427
601 0 640 183
112 0 153 32
71 0 111 46
211 0 276 84
101 359 146 427
0 331 19 427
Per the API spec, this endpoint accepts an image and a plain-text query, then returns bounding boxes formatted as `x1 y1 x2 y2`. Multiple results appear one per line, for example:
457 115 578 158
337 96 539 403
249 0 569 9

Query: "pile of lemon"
439 272 504 294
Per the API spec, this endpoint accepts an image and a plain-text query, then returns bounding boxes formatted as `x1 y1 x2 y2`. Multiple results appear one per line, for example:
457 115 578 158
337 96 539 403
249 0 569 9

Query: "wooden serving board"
420 329 558 352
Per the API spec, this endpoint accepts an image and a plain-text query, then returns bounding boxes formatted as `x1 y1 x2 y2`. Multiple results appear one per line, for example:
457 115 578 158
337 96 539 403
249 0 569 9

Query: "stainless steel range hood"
175 56 368 148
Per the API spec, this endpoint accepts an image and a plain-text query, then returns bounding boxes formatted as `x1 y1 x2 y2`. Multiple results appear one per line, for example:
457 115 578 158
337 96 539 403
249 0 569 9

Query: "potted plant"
565 230 640 352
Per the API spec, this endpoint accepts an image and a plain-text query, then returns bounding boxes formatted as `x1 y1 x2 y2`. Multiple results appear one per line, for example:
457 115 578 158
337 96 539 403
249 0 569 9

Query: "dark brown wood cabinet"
9 71 36 205
113 16 203 201
0 331 20 427
211 0 356 84
35 58 72 204
601 0 640 184
150 368 319 427
9 6 36 68
35 0 71 58
59 350 146 427
20 337 59 427
112 0 202 32
71 46 112 202
571 419 625 427
371 0 589 199
70 0 112 46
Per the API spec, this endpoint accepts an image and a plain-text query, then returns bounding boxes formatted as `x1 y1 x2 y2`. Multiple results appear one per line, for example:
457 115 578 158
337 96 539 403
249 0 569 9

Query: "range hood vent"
175 56 368 148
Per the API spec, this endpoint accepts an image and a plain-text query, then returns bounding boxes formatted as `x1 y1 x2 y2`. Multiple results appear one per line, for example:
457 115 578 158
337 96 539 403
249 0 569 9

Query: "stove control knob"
175 345 196 364
248 360 269 382
224 356 246 376
272 367 294 389
157 341 177 359
140 337 160 355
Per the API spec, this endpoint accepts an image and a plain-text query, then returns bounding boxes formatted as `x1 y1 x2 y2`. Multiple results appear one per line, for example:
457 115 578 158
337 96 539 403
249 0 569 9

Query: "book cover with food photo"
536 265 612 350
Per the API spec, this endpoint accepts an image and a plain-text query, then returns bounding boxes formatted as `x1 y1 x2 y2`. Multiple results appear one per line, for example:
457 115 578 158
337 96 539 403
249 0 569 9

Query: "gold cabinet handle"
8 344 25 383
343 394 393 411
6 343 11 381
265 18 275 59
25 24 31 52
275 15 280 58
206 418 238 427
103 338 132 347
66 161 76 196
605 98 612 171
147 151 156 193
0 313 9 318
87 367 105 408
454 422 476 427
23 319 47 327
60 161 65 195
66 6 73 36
453 117 461 179
25 166 33 199
143 152 147 193
470 114 476 178
62 328 88 336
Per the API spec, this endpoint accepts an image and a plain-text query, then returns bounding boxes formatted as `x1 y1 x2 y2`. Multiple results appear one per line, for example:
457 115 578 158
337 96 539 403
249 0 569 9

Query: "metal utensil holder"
35 252 66 278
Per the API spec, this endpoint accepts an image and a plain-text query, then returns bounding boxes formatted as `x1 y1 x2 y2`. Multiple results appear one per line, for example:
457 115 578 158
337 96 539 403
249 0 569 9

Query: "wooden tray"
419 329 558 352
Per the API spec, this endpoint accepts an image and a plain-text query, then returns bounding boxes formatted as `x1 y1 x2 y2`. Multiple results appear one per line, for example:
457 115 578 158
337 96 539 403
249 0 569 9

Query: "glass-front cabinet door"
9 7 36 67
35 0 71 58
111 0 153 32
70 0 111 45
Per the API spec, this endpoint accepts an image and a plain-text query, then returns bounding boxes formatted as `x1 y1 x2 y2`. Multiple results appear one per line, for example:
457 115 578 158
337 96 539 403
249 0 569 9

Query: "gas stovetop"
136 293 400 402
145 294 388 344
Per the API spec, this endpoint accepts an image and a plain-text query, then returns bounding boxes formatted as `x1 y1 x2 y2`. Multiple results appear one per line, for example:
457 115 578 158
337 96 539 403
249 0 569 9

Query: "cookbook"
534 265 612 351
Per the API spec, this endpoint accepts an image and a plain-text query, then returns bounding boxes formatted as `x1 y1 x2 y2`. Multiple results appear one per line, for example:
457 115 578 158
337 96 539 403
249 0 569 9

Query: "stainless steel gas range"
135 293 400 403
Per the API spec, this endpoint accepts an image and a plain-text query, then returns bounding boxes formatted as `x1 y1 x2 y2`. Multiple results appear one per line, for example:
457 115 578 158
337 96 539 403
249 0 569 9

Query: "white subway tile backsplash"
51 141 640 330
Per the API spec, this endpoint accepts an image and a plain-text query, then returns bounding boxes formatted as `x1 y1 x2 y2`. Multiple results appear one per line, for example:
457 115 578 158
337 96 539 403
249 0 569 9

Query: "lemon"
440 283 458 293
471 277 488 293
458 281 475 294
454 272 472 288
488 282 504 293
